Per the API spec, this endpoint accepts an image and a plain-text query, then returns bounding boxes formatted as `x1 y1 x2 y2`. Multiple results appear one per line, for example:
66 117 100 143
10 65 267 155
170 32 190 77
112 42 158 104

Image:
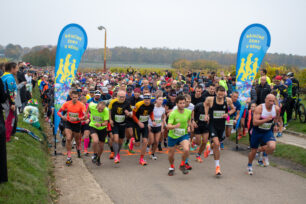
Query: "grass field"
0 88 54 204
229 133 306 167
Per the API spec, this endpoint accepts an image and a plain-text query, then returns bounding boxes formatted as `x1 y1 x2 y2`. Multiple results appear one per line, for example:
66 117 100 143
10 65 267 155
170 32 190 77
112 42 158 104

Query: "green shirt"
89 102 109 130
168 109 191 139
219 80 228 91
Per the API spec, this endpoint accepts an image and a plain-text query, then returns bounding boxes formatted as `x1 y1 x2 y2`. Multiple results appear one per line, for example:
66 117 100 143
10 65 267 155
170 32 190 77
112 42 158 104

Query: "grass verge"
229 133 306 167
0 87 56 204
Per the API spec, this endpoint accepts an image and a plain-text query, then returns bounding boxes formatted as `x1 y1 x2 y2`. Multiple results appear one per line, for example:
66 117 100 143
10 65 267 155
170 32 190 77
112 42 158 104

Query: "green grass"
229 133 306 167
0 88 54 204
286 119 306 133
273 143 306 167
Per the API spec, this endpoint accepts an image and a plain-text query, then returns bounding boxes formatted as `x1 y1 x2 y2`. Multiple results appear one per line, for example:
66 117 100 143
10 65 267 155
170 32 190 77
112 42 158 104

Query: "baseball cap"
102 87 108 94
94 90 101 96
166 83 171 87
275 75 282 81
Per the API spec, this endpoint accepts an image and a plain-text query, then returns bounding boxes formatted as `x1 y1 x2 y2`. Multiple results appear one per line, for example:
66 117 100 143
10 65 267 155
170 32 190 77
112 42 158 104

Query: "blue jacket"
1 72 17 104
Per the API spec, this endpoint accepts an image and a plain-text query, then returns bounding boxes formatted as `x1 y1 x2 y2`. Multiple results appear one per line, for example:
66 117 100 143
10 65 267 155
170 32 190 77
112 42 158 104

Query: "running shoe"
66 157 72 166
77 150 81 158
215 166 222 176
196 156 203 163
168 168 175 176
185 163 192 170
109 152 115 160
179 165 189 174
114 156 120 164
263 156 270 167
276 132 282 137
257 159 264 167
128 149 135 153
129 138 135 153
96 157 101 166
248 167 253 175
92 154 98 163
204 147 211 158
139 158 147 166
151 154 157 160
220 143 224 150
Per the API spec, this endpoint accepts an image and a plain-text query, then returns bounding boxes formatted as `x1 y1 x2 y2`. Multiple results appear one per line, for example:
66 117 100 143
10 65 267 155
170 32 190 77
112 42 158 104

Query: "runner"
88 101 109 166
132 93 155 166
108 90 132 164
57 91 86 166
192 100 209 163
247 94 280 175
204 86 236 176
148 96 166 160
125 87 142 153
167 95 192 176
80 96 90 156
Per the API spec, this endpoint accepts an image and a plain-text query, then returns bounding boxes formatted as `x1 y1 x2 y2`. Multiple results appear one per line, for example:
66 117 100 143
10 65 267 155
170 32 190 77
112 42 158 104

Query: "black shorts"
194 124 209 135
126 121 135 128
81 123 90 133
209 124 225 142
90 127 107 142
65 121 81 133
134 125 149 142
112 124 126 139
150 126 161 134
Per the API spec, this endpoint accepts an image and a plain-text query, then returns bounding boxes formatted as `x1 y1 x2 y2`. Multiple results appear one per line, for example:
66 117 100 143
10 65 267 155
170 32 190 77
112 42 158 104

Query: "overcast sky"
0 0 305 55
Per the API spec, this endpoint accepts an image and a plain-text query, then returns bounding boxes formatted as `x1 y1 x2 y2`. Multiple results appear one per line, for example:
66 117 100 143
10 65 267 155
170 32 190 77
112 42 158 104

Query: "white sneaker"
263 156 270 167
151 155 157 160
248 166 253 175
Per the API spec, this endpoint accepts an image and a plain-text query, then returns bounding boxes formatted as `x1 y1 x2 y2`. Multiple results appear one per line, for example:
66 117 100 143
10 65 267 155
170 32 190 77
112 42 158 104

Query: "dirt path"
47 125 113 204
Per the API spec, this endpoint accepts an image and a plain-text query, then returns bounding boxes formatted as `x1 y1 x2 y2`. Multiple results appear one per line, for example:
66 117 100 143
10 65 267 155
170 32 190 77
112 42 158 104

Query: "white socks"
215 160 220 167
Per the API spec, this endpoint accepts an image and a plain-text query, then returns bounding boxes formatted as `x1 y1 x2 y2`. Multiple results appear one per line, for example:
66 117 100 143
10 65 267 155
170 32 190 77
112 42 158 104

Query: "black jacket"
17 70 27 103
256 83 271 105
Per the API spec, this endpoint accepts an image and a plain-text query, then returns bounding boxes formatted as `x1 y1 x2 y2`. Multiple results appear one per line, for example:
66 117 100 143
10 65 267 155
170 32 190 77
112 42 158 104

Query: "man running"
204 86 235 176
133 93 155 166
247 94 280 175
108 90 132 164
167 95 192 176
88 101 109 166
58 91 86 165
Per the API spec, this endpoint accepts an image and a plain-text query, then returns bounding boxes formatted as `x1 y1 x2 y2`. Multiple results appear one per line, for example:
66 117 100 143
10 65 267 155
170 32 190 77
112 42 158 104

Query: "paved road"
277 133 306 149
83 147 306 204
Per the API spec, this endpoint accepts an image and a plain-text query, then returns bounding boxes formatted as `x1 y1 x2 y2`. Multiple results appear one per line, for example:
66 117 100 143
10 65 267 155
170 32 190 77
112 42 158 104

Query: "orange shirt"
58 101 86 123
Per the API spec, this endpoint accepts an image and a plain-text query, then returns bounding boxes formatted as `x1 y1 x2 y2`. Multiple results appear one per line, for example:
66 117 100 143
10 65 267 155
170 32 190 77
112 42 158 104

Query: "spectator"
0 76 8 183
256 76 271 105
1 62 18 142
258 69 271 85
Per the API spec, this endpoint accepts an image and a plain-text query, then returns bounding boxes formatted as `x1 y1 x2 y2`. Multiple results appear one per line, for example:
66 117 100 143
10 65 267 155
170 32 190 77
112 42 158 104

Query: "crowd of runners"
6 65 297 177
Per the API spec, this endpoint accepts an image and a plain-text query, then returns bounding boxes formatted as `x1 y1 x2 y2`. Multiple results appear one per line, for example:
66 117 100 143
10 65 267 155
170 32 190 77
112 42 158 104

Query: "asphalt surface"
82 146 306 204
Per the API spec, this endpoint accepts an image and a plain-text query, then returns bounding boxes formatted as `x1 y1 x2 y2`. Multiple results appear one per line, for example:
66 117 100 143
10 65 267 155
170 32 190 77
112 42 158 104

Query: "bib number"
225 119 234 126
115 114 125 123
93 116 103 123
139 115 149 122
213 111 225 119
259 122 272 130
174 128 185 137
199 114 205 121
69 112 79 119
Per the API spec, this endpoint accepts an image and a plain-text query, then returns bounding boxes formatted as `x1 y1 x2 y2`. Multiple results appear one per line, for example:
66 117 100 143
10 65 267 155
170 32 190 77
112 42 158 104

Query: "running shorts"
65 121 81 133
90 127 107 142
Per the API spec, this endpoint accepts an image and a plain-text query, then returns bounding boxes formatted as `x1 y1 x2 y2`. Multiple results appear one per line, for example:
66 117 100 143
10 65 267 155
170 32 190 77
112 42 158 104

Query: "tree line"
1 44 306 68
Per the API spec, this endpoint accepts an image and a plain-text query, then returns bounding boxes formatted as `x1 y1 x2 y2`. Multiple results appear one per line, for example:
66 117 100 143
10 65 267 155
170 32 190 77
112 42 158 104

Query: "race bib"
139 115 149 122
259 122 272 130
115 114 125 123
213 111 225 119
93 116 103 123
69 112 79 119
199 114 205 121
225 119 234 126
174 128 185 137
154 118 162 126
